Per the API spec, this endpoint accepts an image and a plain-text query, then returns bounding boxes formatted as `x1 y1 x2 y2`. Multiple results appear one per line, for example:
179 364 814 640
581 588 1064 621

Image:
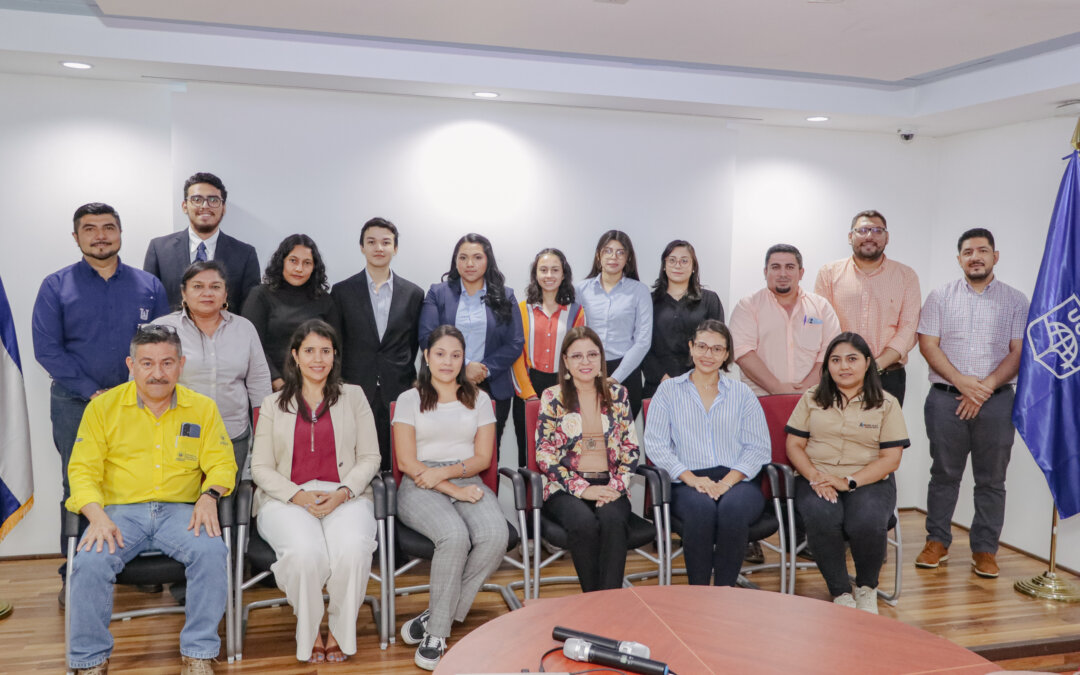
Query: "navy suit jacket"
330 270 425 405
418 281 524 401
143 229 260 312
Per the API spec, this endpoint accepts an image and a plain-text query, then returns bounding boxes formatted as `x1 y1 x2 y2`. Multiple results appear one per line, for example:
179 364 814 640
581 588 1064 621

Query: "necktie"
195 241 208 262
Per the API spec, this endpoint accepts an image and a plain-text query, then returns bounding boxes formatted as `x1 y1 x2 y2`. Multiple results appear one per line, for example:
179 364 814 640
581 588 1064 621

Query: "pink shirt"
814 255 921 365
729 287 841 396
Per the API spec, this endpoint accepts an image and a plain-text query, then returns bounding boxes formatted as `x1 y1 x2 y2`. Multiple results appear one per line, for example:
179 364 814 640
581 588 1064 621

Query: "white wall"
1 71 1076 571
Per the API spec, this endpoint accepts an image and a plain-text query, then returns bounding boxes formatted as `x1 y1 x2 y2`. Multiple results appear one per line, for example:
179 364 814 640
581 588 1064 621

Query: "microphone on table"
562 638 671 675
551 625 651 657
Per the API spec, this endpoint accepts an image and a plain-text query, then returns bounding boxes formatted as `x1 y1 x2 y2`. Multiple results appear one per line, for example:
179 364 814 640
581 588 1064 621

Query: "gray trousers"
397 468 508 638
923 385 1015 553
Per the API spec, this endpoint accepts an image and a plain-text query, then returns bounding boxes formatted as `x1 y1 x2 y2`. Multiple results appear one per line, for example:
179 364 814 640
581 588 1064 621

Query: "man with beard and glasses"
729 244 841 396
144 172 260 312
815 210 921 404
914 228 1027 579
32 202 170 601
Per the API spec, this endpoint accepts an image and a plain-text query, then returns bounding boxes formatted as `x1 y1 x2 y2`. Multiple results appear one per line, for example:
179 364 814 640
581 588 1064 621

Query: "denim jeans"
67 502 229 669
671 466 765 586
795 474 896 597
51 382 90 563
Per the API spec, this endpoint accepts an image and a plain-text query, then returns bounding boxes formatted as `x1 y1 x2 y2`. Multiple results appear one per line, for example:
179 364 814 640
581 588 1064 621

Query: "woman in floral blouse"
535 325 639 592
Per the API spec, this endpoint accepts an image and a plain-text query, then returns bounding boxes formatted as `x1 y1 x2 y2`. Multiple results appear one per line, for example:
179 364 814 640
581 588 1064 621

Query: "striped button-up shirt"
814 255 922 364
643 371 770 482
917 277 1028 385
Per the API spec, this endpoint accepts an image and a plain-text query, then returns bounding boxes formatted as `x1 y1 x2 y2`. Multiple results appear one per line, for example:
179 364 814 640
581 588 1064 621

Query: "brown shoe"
180 656 215 675
75 660 109 675
915 541 949 568
972 552 1000 578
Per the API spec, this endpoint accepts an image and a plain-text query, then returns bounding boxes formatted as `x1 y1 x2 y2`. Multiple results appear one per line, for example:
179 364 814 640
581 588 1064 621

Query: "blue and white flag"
1014 150 1080 519
0 274 33 540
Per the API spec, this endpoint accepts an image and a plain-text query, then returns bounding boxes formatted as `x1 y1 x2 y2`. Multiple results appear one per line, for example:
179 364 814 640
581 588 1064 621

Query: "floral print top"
535 383 639 500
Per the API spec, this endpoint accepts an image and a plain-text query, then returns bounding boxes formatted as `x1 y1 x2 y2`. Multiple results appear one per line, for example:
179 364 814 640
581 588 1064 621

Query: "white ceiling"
2 0 1080 136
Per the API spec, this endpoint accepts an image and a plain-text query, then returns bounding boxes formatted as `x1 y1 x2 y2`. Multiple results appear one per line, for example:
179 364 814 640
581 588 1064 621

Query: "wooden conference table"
435 586 1000 675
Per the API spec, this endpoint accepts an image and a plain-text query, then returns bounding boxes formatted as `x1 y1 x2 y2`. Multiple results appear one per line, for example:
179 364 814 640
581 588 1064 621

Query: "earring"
564 372 572 380
223 301 229 311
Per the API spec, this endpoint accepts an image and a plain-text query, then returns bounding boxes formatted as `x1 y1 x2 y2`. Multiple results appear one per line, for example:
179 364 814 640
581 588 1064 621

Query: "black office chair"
232 478 390 658
62 495 235 674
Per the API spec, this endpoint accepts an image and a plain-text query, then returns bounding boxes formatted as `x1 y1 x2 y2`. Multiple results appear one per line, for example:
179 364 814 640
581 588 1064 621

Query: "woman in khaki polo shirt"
784 332 909 614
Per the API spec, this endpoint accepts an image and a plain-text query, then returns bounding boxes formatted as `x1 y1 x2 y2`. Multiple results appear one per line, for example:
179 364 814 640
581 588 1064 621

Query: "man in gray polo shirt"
914 228 1028 578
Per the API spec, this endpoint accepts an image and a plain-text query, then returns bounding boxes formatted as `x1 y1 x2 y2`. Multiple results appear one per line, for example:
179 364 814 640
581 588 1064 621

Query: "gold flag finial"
1073 117 1080 151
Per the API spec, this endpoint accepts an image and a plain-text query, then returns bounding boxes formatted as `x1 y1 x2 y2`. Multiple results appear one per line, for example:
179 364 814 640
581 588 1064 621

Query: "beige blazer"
251 384 380 515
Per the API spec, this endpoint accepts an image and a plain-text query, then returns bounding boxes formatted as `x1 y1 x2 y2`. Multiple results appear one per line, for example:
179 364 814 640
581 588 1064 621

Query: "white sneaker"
854 586 879 614
833 592 856 608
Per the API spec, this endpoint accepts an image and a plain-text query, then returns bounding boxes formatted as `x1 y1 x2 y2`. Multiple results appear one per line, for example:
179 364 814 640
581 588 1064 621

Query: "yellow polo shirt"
66 382 236 514
784 386 909 478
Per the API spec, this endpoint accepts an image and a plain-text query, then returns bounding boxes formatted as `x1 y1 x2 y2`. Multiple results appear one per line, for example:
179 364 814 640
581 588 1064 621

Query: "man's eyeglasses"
852 226 886 237
186 195 224 208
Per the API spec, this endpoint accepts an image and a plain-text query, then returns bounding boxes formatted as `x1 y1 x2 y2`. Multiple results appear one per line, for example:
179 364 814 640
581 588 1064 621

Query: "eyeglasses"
566 351 602 363
665 257 692 268
852 226 886 237
600 247 627 259
137 323 177 336
186 195 224 208
692 341 727 356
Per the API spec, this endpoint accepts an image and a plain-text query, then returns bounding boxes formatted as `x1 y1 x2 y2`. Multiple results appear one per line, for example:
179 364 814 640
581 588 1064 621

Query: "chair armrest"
765 462 795 498
636 465 670 504
370 474 387 521
217 493 235 529
234 480 254 527
381 470 397 518
498 466 528 511
517 467 545 510
62 509 82 540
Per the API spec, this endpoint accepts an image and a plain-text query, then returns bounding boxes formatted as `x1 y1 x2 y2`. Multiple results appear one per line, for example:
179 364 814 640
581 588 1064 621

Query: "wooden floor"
2 510 1079 673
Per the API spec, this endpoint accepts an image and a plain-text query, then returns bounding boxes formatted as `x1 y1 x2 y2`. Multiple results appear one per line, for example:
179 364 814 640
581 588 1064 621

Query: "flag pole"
1073 116 1080 151
1015 506 1080 601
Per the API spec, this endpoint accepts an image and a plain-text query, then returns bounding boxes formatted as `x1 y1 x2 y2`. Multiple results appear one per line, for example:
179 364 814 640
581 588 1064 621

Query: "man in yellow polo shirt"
65 324 236 675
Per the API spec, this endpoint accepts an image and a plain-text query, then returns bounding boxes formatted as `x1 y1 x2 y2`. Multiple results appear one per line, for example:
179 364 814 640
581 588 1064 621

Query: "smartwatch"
201 487 223 502
845 476 857 492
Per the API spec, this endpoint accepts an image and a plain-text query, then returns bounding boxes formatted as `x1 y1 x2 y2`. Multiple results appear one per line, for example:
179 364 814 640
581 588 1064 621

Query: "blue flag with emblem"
1013 149 1080 519
0 274 34 541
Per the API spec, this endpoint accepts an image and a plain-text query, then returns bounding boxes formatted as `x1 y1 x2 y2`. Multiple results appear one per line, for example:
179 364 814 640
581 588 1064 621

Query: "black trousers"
542 481 632 592
879 367 906 406
513 368 559 467
371 386 392 472
607 358 642 420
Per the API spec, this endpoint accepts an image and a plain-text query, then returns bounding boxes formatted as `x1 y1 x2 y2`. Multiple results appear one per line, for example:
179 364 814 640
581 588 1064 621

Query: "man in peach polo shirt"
729 244 841 396
814 209 921 404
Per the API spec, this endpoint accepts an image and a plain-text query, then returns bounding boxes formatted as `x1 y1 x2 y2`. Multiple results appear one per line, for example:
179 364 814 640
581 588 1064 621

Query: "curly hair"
443 233 512 323
524 248 575 306
263 233 329 298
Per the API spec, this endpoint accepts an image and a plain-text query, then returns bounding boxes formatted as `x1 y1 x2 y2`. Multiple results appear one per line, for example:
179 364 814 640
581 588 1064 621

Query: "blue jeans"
51 381 89 501
671 466 765 586
67 502 228 669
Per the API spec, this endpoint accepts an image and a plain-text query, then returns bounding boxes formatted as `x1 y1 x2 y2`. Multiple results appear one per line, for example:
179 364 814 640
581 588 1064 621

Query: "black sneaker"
401 609 430 645
414 634 446 671
744 541 765 564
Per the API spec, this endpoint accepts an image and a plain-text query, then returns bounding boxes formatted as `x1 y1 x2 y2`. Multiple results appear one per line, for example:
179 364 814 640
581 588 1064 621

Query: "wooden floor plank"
1 511 1078 673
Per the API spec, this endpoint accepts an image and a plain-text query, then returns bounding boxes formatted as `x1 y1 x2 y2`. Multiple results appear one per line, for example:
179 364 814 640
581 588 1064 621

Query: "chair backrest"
525 398 542 473
757 394 802 466
389 399 501 493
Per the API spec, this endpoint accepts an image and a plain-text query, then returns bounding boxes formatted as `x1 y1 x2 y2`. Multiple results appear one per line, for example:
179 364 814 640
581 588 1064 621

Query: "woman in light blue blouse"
644 319 770 586
575 230 652 418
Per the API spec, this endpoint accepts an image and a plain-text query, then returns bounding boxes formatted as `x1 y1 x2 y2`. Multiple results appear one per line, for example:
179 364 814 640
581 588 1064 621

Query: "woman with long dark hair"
785 331 908 614
511 248 585 467
393 325 508 670
576 230 652 418
642 240 724 399
242 234 338 391
418 233 524 458
250 320 380 663
535 326 639 592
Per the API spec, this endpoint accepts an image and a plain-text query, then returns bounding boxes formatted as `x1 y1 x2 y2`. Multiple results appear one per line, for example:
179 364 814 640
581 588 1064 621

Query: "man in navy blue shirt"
32 202 170 590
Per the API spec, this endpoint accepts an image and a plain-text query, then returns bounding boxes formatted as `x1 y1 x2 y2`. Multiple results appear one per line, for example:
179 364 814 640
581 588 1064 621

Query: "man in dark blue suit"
331 217 425 470
143 172 260 312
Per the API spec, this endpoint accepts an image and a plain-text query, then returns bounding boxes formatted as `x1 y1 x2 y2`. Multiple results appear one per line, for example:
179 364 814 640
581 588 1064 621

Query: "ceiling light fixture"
473 92 499 99
61 61 93 70
806 116 829 122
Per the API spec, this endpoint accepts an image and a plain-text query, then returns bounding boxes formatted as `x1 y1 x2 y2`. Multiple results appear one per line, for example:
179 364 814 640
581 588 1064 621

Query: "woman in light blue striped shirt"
644 319 770 586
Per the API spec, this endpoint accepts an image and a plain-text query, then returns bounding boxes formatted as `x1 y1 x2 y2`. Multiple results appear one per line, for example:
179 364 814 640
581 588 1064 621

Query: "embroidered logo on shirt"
804 316 823 325
139 307 150 321
859 422 879 429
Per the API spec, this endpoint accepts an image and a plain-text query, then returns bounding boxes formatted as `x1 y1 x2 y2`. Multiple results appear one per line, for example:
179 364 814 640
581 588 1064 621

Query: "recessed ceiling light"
473 91 499 99
806 116 830 122
61 61 92 70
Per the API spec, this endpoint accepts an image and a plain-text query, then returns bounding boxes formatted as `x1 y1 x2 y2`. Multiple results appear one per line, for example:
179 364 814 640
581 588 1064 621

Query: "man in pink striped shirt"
814 210 922 404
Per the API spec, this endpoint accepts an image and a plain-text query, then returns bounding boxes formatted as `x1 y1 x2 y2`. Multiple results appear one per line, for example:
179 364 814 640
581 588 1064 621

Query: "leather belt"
932 382 1011 396
578 471 610 479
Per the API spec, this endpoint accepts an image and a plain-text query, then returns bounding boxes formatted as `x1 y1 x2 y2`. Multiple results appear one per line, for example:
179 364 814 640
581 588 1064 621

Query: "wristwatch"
845 476 857 492
201 487 223 502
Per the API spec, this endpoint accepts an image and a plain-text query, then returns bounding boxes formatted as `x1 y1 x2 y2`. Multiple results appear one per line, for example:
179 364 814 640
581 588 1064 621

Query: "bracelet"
337 486 353 500
460 461 467 478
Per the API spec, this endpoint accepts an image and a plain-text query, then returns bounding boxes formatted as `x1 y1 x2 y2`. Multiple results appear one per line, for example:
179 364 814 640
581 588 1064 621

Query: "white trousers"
257 479 378 661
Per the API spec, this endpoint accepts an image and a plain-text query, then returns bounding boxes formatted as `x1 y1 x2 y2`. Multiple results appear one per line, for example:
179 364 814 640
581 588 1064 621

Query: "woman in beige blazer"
251 319 381 663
